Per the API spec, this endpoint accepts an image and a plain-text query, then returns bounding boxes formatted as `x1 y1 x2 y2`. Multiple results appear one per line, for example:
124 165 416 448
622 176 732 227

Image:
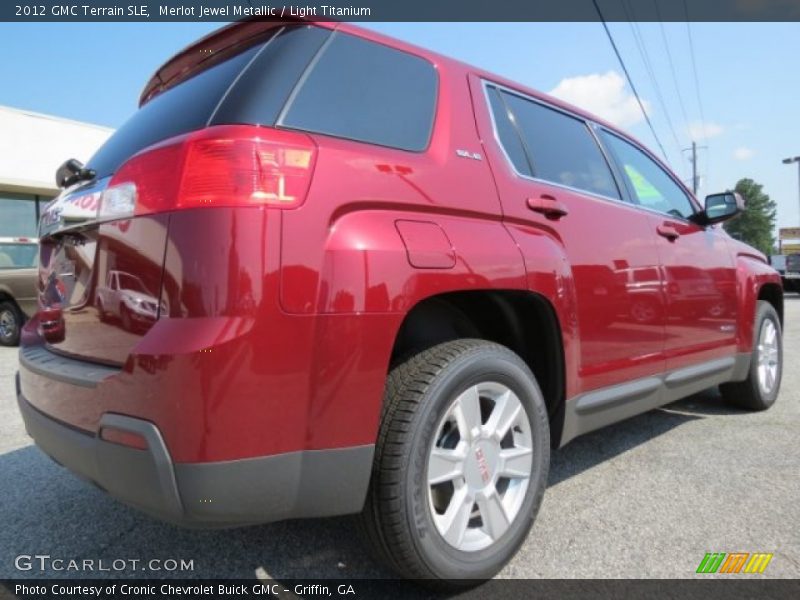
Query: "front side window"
498 90 620 199
600 131 696 219
281 33 437 151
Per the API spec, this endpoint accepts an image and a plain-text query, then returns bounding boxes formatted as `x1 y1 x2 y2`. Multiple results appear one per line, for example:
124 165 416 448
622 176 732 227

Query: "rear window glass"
87 42 263 178
281 33 437 151
88 27 437 180
212 25 331 127
500 91 620 199
486 86 532 176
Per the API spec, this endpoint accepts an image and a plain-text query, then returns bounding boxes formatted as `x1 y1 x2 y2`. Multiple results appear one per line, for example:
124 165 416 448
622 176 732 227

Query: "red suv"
17 20 783 583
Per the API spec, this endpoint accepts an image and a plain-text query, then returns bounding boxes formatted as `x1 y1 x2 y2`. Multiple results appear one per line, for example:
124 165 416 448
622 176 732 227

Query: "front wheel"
720 301 782 411
360 340 550 585
120 305 133 331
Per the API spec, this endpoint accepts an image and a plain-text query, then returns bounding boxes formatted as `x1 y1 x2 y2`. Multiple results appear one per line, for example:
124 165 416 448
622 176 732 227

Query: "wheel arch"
388 289 567 448
0 290 23 312
734 253 784 353
758 282 783 327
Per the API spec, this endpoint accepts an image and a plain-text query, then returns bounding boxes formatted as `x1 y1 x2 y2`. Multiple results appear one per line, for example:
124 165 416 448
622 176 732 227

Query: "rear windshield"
86 43 262 179
787 254 800 270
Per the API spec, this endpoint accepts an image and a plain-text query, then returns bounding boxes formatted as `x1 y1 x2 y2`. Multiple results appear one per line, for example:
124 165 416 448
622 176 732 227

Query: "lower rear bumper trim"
17 390 374 528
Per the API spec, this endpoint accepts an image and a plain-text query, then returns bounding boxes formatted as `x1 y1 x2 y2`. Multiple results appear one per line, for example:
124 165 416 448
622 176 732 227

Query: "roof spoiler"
139 17 335 107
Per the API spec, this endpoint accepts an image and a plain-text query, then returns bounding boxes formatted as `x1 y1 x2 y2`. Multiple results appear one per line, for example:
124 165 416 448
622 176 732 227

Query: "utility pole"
782 156 800 226
682 142 706 195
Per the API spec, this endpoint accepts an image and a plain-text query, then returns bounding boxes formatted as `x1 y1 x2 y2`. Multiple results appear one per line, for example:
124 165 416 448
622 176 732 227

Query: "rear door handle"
657 223 680 241
527 195 569 219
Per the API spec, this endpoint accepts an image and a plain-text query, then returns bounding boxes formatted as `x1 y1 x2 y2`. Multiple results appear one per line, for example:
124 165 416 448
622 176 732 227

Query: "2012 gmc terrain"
17 19 783 583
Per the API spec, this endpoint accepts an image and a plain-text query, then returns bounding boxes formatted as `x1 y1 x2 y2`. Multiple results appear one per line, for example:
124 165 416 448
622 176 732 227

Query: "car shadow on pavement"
0 444 391 581
550 385 753 487
550 398 700 487
0 385 741 584
662 386 755 416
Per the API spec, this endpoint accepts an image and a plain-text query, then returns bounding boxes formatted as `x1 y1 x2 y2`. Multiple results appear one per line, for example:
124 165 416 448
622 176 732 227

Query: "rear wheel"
360 340 549 586
720 301 782 411
0 301 23 347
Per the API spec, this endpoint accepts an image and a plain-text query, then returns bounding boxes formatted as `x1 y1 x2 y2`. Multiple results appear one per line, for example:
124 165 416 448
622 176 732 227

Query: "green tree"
723 178 777 255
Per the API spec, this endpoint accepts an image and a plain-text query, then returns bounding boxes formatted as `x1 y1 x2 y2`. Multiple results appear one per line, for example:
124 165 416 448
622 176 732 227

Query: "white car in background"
95 270 161 331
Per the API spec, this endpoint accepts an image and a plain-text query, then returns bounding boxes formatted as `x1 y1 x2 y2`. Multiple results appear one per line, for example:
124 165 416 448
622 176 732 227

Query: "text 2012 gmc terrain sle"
16 19 783 585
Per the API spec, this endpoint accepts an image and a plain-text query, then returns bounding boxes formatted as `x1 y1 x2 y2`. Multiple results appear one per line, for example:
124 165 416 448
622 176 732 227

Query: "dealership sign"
779 227 800 240
40 188 101 235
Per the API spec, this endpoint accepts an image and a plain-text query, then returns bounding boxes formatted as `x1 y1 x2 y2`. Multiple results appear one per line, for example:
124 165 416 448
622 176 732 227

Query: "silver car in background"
0 237 38 346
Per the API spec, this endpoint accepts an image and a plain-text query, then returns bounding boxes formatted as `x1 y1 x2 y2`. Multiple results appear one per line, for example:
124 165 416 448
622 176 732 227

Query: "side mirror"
692 192 745 226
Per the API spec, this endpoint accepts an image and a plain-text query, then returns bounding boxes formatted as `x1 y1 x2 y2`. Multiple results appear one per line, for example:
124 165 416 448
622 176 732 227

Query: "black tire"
120 305 132 331
0 301 23 347
96 299 107 322
359 339 550 586
720 301 782 411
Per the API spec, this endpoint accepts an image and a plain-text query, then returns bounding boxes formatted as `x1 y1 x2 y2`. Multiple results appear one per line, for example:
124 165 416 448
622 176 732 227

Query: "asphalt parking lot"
1 297 798 582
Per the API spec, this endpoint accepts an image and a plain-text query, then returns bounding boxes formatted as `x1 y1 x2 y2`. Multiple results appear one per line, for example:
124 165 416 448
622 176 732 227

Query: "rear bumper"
16 374 373 527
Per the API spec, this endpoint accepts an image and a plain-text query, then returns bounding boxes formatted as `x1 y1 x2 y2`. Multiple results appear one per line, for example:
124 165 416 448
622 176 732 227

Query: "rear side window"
600 131 695 219
280 33 437 151
486 86 532 176
497 89 620 199
87 42 264 179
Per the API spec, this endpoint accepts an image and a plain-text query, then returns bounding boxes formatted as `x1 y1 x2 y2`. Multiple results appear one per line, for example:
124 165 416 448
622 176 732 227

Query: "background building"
0 105 112 238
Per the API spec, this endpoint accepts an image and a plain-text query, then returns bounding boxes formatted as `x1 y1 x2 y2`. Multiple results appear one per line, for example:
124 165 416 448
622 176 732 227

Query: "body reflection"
96 270 161 332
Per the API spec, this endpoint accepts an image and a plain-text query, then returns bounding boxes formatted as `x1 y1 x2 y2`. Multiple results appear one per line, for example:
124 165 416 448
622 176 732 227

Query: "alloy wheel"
0 309 18 342
756 319 779 395
427 382 533 552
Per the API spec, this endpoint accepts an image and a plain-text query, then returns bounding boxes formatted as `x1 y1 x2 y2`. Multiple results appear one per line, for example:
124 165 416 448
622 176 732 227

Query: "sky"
1 21 799 234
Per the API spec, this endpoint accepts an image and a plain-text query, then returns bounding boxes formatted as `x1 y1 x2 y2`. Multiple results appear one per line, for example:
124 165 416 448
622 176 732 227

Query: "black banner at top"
3 0 800 22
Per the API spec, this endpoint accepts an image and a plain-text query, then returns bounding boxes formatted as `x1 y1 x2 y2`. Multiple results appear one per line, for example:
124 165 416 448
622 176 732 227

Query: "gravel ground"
0 296 798 582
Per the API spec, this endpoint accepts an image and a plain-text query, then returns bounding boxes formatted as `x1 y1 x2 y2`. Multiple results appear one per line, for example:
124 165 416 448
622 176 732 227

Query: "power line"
654 2 691 135
626 16 682 154
620 0 678 138
683 0 710 194
593 0 669 161
683 0 708 138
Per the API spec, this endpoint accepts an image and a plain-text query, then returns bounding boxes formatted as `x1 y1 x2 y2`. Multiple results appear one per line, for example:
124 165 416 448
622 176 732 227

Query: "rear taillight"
99 125 316 220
